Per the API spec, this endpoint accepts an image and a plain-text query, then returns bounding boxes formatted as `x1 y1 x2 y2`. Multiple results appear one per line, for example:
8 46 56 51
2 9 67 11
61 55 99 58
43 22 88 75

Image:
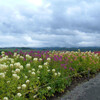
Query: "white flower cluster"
10 64 14 68
26 80 30 84
10 59 14 64
33 95 37 98
22 84 27 89
26 54 32 60
1 51 5 57
47 86 51 90
39 58 42 61
26 63 30 68
3 97 8 100
54 72 61 76
28 70 31 73
16 54 20 59
17 86 21 90
47 69 50 72
0 73 5 78
12 74 20 80
38 65 42 69
47 58 51 61
20 56 24 59
7 81 10 84
52 69 56 72
58 72 61 76
15 69 20 73
37 70 40 74
52 69 61 76
13 52 17 57
0 57 8 62
17 93 22 97
14 62 23 69
14 62 21 67
44 62 48 66
25 75 28 79
32 68 35 71
31 71 35 75
0 64 8 71
33 58 38 61
1 51 5 54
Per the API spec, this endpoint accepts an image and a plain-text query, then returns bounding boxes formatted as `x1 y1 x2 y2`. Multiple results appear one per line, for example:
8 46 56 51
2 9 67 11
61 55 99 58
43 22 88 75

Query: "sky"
0 0 100 47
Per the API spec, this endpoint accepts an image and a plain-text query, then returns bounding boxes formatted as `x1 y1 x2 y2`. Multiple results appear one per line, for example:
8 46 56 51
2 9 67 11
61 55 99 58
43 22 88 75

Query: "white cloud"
78 41 96 47
27 0 43 6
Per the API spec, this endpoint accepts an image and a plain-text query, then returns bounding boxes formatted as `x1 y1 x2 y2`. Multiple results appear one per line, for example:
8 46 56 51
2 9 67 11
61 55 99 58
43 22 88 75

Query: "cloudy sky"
0 0 100 47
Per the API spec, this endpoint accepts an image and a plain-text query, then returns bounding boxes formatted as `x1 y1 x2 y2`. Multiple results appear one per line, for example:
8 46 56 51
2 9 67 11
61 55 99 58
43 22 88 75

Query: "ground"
59 73 100 100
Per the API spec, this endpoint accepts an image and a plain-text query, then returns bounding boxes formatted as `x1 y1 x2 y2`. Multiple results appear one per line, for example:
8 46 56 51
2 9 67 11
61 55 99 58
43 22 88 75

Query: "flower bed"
0 50 100 100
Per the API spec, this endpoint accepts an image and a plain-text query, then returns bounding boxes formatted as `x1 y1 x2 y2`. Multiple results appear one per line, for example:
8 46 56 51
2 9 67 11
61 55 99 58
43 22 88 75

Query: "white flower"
38 77 40 79
33 58 38 61
11 59 14 64
17 86 21 90
12 70 15 73
10 64 14 68
44 62 48 66
17 76 20 79
47 58 51 61
33 95 37 98
58 72 61 76
26 80 30 84
37 70 40 74
14 52 17 56
12 74 17 77
15 69 20 73
5 55 8 58
38 65 42 69
26 63 30 68
46 66 48 69
2 53 5 57
1 51 5 54
7 81 10 84
12 74 20 79
22 84 27 89
47 86 51 90
20 56 24 59
19 65 23 70
39 58 42 61
0 73 5 78
54 73 57 76
47 70 50 72
25 76 28 79
17 54 20 58
17 93 22 97
32 68 35 71
52 69 55 72
26 54 32 60
0 64 8 71
31 72 35 75
3 97 8 100
14 62 21 68
28 70 31 73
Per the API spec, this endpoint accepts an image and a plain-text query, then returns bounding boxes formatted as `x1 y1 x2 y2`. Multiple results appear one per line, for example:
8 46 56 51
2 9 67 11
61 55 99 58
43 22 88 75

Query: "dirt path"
54 73 100 100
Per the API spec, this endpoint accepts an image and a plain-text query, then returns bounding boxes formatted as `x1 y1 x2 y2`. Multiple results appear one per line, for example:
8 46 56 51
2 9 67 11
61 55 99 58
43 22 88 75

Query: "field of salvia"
0 49 100 100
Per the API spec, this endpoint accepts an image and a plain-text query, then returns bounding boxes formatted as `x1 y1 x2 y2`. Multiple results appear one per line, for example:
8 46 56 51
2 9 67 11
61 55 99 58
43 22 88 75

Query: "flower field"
0 50 100 100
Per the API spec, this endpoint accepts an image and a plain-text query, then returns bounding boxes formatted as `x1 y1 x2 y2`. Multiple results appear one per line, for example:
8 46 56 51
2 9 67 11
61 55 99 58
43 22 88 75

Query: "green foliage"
0 50 100 100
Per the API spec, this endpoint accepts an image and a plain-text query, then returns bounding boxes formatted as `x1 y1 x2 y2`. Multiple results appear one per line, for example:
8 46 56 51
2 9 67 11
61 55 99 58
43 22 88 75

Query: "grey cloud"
0 0 100 47
49 0 100 33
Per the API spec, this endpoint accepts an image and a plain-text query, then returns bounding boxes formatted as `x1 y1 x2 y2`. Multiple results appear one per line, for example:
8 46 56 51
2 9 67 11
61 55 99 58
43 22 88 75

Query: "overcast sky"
0 0 100 47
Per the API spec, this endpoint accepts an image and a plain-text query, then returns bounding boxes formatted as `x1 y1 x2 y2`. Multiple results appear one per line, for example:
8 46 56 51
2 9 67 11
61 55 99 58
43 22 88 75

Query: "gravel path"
54 73 100 100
